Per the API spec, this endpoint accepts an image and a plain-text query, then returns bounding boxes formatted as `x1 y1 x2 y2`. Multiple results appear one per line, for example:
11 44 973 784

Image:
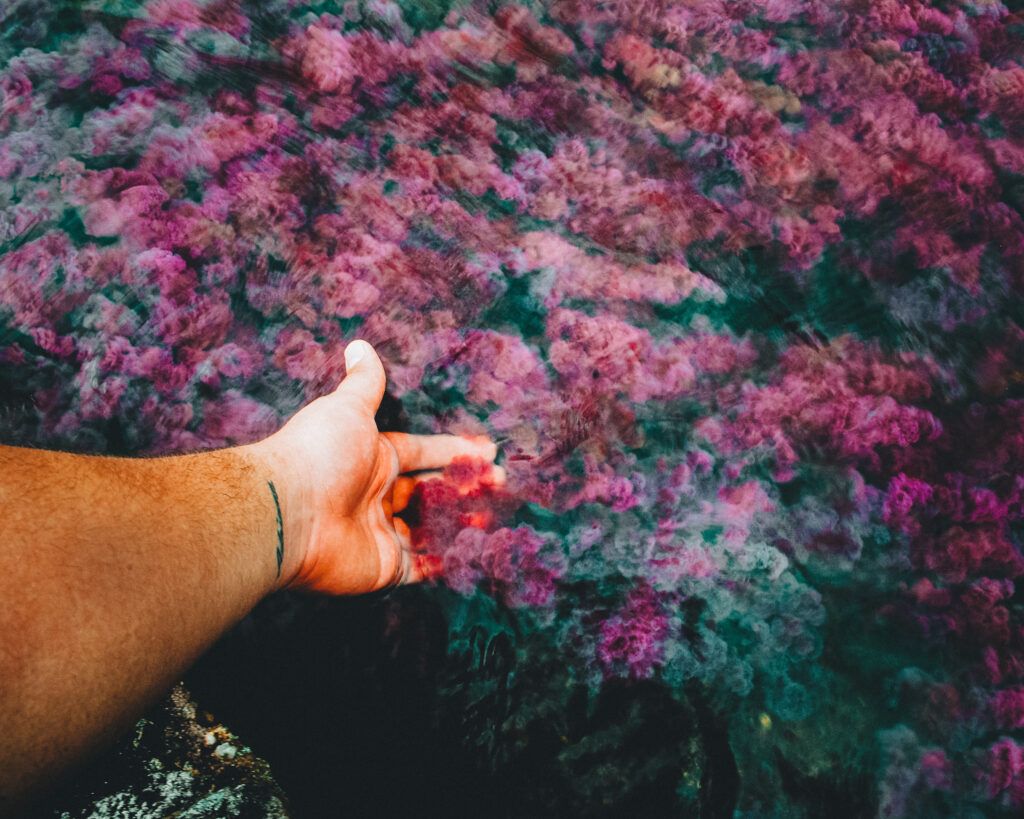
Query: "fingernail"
345 341 365 369
480 438 499 460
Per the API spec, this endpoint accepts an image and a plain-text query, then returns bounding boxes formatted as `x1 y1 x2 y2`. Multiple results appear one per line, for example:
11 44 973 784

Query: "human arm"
0 340 497 813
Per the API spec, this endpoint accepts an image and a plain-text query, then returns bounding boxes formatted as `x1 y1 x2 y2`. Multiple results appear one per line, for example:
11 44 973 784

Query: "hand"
254 339 498 595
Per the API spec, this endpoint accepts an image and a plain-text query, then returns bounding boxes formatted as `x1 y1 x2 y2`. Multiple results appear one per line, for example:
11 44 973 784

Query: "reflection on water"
3 0 1024 814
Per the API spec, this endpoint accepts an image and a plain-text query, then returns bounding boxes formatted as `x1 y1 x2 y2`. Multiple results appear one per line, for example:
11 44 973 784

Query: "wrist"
238 436 313 593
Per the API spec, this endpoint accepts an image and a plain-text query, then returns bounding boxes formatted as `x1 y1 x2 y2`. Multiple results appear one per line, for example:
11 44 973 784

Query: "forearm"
0 440 305 811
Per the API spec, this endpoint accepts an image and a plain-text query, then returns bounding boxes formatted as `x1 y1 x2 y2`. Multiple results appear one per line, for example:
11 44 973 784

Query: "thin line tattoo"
268 480 284 578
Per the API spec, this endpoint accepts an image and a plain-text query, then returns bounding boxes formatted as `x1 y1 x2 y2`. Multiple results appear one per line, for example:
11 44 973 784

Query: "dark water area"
184 590 723 818
4 0 1024 815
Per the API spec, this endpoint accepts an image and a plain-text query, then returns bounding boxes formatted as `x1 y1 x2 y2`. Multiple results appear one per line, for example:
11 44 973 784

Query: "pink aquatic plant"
2 0 1024 813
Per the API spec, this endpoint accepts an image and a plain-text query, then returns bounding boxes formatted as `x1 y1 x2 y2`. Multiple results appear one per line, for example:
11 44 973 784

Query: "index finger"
381 432 497 473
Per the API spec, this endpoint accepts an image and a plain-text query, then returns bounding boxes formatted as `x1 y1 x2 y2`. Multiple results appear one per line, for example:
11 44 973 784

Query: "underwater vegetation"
3 0 1024 814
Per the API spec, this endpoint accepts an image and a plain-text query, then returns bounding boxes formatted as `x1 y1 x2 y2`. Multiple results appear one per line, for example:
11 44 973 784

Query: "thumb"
336 340 387 416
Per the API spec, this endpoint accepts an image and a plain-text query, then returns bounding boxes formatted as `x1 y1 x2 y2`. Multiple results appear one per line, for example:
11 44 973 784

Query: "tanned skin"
0 340 499 815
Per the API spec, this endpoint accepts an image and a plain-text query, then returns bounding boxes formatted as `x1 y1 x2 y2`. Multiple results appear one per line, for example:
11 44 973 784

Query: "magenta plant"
2 0 1024 813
